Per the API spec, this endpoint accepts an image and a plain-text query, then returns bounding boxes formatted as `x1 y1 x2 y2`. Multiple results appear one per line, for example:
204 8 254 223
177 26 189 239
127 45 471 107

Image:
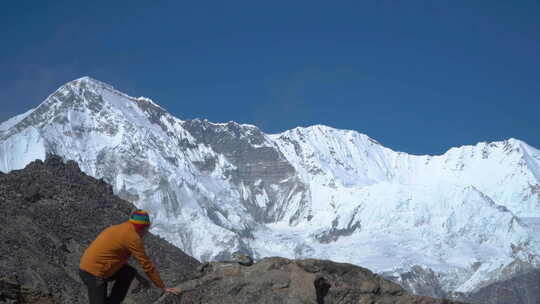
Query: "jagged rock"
157 257 466 304
0 155 200 303
232 252 254 266
0 276 55 304
456 269 540 304
383 265 447 299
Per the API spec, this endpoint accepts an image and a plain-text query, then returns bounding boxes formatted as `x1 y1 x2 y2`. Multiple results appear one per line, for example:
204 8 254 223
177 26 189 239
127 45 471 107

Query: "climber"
79 210 181 304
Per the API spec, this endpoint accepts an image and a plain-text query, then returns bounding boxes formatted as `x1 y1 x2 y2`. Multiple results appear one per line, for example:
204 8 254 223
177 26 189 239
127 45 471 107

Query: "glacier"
1 76 539 296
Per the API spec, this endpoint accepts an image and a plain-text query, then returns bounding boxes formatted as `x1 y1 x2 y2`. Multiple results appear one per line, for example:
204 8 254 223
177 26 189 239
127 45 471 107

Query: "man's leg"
79 269 107 304
107 264 137 304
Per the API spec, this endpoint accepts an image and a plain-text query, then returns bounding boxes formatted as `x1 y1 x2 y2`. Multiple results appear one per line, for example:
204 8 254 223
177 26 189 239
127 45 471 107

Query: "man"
79 210 180 304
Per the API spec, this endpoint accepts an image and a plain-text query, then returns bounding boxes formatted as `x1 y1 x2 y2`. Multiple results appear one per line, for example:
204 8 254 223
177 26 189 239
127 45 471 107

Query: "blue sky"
1 0 539 155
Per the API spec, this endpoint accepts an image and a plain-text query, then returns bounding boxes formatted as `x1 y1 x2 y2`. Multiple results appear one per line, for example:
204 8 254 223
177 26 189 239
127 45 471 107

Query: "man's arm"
127 237 166 289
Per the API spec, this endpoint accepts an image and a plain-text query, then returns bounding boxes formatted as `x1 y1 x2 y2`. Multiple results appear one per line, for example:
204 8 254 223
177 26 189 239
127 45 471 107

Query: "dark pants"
79 265 137 304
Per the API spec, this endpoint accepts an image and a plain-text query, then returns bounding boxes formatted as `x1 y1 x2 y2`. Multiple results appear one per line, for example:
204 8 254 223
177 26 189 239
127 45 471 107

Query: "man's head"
129 209 151 236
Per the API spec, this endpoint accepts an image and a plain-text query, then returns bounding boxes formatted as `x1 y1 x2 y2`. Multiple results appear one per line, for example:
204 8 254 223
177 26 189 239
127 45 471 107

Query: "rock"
456 269 540 304
158 257 466 304
0 276 55 304
232 252 254 266
382 265 447 299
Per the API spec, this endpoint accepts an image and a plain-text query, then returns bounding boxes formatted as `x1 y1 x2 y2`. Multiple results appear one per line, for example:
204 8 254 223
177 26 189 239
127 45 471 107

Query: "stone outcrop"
456 269 540 304
158 257 465 304
0 276 55 304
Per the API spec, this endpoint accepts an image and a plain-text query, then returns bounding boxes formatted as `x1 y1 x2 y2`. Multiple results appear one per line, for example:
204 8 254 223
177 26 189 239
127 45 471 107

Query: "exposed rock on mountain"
383 266 447 300
0 155 200 303
456 269 540 304
159 257 465 304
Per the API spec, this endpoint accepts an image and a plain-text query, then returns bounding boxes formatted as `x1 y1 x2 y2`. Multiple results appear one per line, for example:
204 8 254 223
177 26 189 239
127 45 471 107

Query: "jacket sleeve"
127 237 165 289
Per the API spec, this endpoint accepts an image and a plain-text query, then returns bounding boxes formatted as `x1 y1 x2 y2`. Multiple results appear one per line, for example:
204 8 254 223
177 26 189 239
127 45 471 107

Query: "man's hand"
163 287 181 295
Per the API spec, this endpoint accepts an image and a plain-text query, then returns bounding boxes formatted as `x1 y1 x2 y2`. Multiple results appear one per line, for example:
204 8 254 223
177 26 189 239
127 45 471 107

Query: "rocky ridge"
456 269 540 304
160 257 465 304
0 155 200 303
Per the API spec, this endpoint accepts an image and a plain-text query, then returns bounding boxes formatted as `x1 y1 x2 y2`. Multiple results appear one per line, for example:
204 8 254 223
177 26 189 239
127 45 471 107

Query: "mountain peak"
60 76 118 95
69 75 111 86
274 124 381 149
0 76 179 144
72 75 99 83
28 76 119 119
61 77 166 113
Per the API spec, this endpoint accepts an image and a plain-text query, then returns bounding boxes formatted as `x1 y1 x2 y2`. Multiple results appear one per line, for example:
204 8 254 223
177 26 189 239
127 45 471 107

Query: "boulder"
158 257 466 304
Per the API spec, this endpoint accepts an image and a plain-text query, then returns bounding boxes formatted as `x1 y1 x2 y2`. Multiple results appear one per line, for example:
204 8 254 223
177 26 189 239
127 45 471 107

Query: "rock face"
382 266 448 300
0 276 55 304
456 269 540 304
158 257 465 304
0 155 200 303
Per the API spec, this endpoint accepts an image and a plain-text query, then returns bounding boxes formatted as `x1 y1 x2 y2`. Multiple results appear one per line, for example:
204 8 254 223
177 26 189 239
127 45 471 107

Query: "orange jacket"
79 221 165 288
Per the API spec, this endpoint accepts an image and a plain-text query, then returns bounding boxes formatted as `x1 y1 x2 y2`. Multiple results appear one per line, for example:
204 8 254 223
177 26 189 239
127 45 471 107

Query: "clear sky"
1 0 539 155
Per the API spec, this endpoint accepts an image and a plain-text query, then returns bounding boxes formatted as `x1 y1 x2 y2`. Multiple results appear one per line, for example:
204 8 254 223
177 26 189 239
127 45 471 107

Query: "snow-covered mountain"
1 77 539 297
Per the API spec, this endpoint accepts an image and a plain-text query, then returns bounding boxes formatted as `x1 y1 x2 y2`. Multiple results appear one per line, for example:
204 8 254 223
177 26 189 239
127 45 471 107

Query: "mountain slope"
456 269 540 304
1 77 539 299
0 155 200 303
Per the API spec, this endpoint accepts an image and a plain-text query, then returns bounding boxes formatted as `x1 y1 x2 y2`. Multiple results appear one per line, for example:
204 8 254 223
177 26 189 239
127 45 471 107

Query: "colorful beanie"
129 209 151 228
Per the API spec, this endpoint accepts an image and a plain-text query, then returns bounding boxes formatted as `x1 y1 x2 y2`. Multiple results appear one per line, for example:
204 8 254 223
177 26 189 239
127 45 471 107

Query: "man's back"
80 221 137 279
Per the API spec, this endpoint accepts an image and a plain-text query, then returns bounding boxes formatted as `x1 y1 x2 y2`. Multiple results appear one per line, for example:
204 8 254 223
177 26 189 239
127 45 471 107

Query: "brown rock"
158 257 467 304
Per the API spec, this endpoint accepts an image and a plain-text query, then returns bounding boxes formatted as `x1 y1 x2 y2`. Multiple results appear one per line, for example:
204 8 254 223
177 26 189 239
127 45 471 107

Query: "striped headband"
129 210 151 226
